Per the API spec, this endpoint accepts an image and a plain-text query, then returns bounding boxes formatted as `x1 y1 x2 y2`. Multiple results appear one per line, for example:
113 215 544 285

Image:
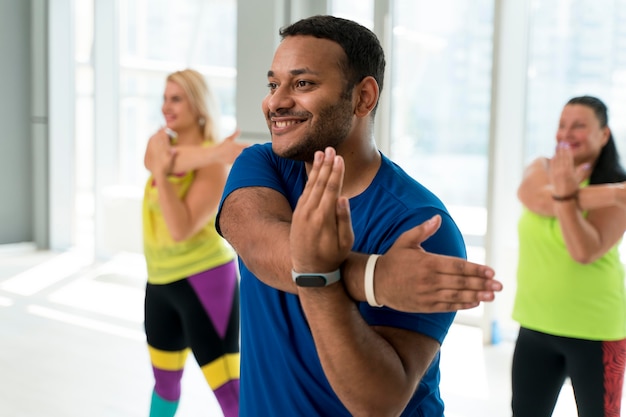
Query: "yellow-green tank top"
513 202 626 340
142 169 235 285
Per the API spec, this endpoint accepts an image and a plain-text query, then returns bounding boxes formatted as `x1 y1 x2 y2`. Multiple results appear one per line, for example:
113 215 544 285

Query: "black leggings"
512 327 626 417
144 261 240 406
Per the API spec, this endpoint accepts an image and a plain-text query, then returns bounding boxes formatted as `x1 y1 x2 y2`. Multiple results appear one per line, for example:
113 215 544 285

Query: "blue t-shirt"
217 143 466 416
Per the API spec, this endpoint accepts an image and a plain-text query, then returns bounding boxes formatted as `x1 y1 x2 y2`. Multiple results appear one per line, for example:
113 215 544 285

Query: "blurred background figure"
142 68 245 417
512 95 626 417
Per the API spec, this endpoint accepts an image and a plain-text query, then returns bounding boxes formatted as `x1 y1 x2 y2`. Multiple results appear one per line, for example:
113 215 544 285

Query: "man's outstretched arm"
218 152 502 312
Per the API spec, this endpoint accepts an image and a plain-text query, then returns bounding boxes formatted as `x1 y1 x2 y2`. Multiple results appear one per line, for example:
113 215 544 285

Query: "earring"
199 117 206 126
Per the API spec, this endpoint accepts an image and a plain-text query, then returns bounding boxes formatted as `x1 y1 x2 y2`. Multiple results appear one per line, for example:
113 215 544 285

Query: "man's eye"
296 80 310 88
267 82 277 90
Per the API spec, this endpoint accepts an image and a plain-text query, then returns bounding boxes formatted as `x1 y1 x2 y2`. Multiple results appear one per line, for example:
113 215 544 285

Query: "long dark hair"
567 95 626 184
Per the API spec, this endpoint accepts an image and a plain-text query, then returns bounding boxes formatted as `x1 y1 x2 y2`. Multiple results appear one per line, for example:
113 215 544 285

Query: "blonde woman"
143 69 246 417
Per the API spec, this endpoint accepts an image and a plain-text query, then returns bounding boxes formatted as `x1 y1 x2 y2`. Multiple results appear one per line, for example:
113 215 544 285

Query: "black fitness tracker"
291 269 341 287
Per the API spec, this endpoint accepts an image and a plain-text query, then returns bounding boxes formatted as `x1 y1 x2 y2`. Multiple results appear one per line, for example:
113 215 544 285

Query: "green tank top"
512 204 626 340
142 169 235 285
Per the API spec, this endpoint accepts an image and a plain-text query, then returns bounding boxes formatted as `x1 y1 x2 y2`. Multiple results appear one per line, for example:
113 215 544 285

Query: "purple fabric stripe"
153 367 184 401
214 379 240 417
187 262 237 338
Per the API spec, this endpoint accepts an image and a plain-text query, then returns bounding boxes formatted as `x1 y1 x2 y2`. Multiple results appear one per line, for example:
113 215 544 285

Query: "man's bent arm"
220 185 443 415
218 187 501 312
219 186 296 292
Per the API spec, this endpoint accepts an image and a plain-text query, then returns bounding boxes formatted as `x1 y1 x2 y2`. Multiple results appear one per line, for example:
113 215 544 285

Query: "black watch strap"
291 269 341 287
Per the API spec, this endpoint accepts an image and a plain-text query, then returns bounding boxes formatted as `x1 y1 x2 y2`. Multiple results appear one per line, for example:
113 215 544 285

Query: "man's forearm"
297 284 432 416
219 187 299 293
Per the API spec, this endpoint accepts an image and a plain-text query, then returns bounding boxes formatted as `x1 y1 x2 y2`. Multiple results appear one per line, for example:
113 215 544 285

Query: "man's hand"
290 147 354 274
373 215 502 312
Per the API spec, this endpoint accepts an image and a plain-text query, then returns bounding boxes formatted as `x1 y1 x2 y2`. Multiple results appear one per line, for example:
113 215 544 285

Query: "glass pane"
331 0 375 29
118 0 237 189
390 0 495 264
120 0 236 67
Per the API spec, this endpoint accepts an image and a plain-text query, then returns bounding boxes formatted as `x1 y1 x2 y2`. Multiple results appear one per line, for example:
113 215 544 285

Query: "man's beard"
273 97 354 162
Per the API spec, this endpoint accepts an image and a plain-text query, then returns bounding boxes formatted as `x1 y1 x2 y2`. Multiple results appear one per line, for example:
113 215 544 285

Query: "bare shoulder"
523 156 549 176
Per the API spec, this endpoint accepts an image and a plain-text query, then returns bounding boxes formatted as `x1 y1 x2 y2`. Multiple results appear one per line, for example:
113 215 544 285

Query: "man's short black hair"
280 15 386 108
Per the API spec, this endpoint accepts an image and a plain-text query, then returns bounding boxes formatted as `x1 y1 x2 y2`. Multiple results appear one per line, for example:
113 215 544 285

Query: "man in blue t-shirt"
216 15 502 417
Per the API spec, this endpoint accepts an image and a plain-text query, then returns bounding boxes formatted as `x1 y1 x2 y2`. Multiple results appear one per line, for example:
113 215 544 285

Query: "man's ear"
354 76 379 117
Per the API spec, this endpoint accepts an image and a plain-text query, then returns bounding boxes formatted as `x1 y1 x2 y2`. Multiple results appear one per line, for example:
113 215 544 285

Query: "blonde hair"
166 69 221 143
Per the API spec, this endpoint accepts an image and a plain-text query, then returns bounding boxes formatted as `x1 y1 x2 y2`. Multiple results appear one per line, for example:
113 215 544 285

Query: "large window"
331 0 495 265
389 0 494 264
329 0 495 325
72 0 237 255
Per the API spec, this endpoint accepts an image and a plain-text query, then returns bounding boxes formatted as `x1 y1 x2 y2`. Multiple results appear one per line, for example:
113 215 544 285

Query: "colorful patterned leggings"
512 327 626 417
145 261 240 417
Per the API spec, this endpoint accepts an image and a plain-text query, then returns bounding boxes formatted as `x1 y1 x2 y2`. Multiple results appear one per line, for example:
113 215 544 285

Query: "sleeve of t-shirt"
216 143 283 237
359 208 463 344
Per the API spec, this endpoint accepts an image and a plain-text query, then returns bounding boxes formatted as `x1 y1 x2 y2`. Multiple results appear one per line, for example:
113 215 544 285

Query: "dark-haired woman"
512 96 626 417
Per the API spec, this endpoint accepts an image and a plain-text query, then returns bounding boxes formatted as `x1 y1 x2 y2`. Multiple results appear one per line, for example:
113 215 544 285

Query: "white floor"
0 245 608 416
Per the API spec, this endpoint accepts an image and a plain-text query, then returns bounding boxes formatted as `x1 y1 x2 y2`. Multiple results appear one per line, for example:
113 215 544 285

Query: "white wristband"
364 254 383 307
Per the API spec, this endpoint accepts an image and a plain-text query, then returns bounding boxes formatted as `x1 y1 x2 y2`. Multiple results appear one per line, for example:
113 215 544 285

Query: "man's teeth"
275 120 299 128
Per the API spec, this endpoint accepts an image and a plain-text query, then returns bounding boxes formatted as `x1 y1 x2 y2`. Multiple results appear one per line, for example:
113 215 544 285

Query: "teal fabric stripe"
150 390 179 417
